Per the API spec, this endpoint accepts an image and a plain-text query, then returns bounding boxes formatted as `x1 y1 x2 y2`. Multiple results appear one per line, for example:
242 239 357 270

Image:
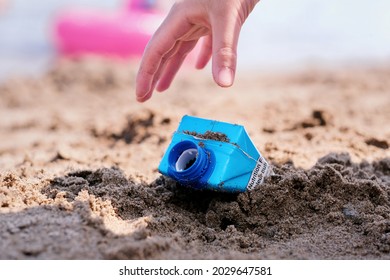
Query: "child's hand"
136 0 259 102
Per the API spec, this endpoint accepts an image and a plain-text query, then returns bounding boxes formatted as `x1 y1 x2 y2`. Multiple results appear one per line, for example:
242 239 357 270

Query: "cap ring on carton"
168 140 211 184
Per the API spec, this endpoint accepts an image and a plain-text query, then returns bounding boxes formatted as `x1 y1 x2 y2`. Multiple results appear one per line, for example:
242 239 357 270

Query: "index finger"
136 5 194 102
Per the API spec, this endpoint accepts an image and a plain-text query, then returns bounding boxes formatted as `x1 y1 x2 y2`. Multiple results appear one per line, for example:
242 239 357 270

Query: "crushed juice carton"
158 115 272 192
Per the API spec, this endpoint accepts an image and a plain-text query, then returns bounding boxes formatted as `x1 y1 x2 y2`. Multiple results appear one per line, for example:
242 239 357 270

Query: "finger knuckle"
216 47 237 62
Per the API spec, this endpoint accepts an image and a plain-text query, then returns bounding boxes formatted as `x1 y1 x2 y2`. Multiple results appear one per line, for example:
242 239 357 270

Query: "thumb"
211 12 242 88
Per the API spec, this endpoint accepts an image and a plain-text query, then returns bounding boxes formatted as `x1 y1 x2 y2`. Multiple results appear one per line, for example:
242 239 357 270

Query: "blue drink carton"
158 115 272 192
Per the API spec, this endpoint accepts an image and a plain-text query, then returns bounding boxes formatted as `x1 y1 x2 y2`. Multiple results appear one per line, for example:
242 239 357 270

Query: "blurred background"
0 0 389 81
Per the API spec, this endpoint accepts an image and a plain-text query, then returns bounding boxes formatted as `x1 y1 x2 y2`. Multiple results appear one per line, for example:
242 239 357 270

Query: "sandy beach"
0 58 389 259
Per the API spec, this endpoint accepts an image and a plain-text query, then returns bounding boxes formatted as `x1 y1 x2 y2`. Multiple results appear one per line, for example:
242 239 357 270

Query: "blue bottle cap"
167 140 212 185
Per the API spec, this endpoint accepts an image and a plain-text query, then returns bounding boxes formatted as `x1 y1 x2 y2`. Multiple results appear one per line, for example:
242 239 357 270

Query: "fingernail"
137 92 150 102
136 86 151 102
218 67 234 87
136 74 151 101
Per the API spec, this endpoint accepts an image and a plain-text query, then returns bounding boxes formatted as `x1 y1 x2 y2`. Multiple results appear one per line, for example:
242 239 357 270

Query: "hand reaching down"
136 0 260 102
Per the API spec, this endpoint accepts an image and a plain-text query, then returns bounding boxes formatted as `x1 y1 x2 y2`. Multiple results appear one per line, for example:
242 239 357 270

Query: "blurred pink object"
0 0 9 13
53 0 164 59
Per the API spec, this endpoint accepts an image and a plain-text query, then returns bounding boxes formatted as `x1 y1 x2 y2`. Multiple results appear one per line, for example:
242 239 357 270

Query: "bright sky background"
0 0 389 79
